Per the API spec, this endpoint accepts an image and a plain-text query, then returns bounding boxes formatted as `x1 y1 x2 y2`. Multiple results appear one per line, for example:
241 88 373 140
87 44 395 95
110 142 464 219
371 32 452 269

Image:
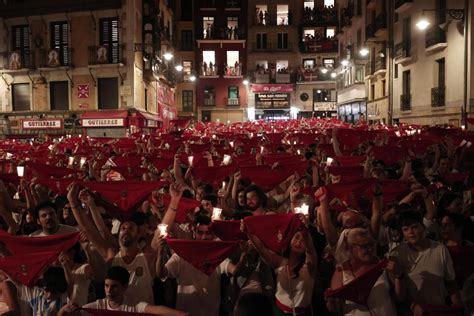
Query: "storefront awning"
133 111 162 128
81 110 129 127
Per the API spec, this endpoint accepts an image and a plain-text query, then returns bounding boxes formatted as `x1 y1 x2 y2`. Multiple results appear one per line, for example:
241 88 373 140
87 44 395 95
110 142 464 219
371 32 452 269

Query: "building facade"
194 0 248 123
0 0 178 137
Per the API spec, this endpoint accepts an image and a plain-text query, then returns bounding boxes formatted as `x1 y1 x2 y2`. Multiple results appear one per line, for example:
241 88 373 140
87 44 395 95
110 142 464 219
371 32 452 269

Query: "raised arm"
0 182 19 234
303 229 318 276
331 128 343 157
370 183 383 240
247 234 283 269
315 187 339 248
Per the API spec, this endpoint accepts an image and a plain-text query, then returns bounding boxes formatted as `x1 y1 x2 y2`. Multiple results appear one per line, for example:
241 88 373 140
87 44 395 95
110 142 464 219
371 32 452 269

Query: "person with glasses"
327 228 398 316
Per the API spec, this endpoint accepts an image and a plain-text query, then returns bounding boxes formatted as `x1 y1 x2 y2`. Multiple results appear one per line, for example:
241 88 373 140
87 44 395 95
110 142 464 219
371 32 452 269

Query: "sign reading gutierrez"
22 119 63 130
81 118 125 127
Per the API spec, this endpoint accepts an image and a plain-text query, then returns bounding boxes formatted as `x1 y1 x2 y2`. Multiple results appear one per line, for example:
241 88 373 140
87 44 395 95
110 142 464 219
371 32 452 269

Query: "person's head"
289 231 305 254
191 215 213 240
441 213 465 242
438 156 451 174
39 266 68 300
398 210 425 246
244 185 267 212
386 217 403 244
33 201 60 234
371 160 387 180
438 193 463 216
234 292 273 316
237 189 246 208
201 194 217 214
130 212 150 243
104 266 130 303
118 221 139 248
341 210 367 229
346 228 376 263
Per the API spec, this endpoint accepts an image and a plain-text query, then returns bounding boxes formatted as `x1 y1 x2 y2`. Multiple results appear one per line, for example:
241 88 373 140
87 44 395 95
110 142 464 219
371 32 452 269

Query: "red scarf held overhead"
166 239 239 276
0 251 61 287
324 260 388 306
325 179 376 210
243 214 305 254
240 165 292 192
82 181 165 217
161 194 201 224
82 309 157 316
191 164 237 185
110 167 149 181
0 230 80 255
211 220 248 241
36 178 76 196
26 162 76 178
335 155 367 167
371 146 407 165
112 155 142 168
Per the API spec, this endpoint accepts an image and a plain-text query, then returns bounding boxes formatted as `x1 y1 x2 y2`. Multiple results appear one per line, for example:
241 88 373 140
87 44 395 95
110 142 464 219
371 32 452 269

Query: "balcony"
301 38 338 53
251 42 293 53
394 41 412 64
204 97 215 106
276 72 291 83
395 0 413 13
227 97 240 106
364 63 374 79
374 57 386 75
431 86 445 107
301 6 338 26
400 94 411 111
254 72 270 83
88 45 124 66
1 50 35 71
38 48 72 69
223 64 243 78
297 68 335 83
425 27 447 52
199 63 244 78
374 14 387 38
199 63 219 78
200 27 243 40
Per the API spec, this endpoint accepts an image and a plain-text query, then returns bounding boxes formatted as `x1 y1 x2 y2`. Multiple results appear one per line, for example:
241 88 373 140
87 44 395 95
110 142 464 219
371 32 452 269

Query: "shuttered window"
50 81 69 110
12 83 31 111
98 78 118 109
99 18 120 63
11 25 31 68
51 21 69 66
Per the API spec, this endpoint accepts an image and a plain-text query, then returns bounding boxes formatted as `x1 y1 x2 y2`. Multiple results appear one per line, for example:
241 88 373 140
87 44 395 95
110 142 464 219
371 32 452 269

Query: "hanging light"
163 52 174 61
416 17 430 30
189 75 196 81
243 79 249 85
330 72 337 78
320 68 328 74
341 59 349 66
359 47 369 56
175 65 183 72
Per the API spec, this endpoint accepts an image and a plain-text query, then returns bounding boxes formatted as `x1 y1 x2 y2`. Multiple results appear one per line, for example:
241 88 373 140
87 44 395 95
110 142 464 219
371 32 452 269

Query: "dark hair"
437 193 461 218
40 267 68 294
192 214 212 227
202 194 218 207
105 266 130 287
32 201 58 220
232 211 253 220
182 189 194 199
244 185 267 208
282 232 306 278
234 292 273 316
398 210 423 227
130 212 149 226
443 213 465 229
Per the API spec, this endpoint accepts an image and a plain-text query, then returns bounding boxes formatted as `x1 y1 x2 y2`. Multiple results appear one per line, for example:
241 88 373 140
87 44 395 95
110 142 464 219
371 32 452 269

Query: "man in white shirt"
29 201 78 237
389 210 462 315
57 266 186 315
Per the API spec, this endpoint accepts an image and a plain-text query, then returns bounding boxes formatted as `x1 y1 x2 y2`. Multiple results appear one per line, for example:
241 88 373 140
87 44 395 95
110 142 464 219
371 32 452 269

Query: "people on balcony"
302 5 336 24
256 9 268 26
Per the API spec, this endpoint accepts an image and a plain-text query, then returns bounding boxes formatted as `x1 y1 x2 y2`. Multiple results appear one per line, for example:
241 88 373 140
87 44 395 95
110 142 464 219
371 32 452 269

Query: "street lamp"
320 68 328 74
243 79 249 85
163 52 174 61
415 17 430 30
175 65 183 72
341 59 349 66
359 47 369 57
189 75 196 82
416 9 465 30
330 72 337 78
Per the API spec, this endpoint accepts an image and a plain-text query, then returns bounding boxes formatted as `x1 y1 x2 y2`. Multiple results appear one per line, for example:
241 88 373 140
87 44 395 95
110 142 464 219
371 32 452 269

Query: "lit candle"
212 134 217 139
417 129 421 134
16 166 24 177
461 125 466 131
212 207 222 221
157 223 168 237
301 203 309 215
68 157 74 166
297 149 301 155
6 153 12 160
48 145 53 150
223 154 231 165
395 131 401 137
327 157 334 165
260 146 264 153
229 141 234 148
80 157 87 167
188 156 194 166
222 181 226 190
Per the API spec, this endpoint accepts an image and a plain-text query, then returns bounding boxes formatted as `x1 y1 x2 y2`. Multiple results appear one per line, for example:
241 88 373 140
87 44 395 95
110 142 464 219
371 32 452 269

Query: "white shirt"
390 240 456 305
82 298 147 314
70 264 91 307
165 253 230 316
29 224 78 237
18 284 68 316
275 263 314 309
111 251 154 304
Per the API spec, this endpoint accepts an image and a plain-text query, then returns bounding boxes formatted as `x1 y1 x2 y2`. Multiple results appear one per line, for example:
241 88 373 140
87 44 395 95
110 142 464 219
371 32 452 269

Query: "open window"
277 5 289 25
326 27 336 38
203 17 214 39
255 5 268 25
276 60 289 72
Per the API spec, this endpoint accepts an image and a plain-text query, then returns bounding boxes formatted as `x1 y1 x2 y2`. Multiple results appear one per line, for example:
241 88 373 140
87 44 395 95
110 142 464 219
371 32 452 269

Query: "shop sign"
82 118 125 127
313 102 337 111
146 120 158 128
22 119 63 130
251 84 293 93
255 93 290 109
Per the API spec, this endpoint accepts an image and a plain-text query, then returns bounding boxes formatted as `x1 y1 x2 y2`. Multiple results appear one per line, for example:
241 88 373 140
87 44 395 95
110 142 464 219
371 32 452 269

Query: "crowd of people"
302 5 337 24
0 117 473 316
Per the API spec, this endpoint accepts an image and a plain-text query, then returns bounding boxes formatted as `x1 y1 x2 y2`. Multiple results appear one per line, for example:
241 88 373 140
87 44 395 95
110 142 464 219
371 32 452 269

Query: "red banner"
251 84 293 93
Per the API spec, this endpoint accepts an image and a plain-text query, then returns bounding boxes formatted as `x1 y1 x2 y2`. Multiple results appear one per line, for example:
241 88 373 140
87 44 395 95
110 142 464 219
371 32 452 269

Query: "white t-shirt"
275 263 315 309
165 253 230 316
390 240 456 305
29 224 78 237
111 251 154 305
82 298 147 314
70 264 91 307
18 284 68 316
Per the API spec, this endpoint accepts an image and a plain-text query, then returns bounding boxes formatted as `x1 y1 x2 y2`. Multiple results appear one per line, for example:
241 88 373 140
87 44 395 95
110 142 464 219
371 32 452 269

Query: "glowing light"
163 52 174 60
416 18 430 30
359 48 369 56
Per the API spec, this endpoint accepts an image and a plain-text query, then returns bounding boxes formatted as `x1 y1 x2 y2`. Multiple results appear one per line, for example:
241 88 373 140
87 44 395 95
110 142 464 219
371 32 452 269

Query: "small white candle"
212 134 217 139
294 206 302 214
301 203 309 215
327 157 334 165
48 145 53 150
157 223 168 237
260 146 264 153
6 153 12 160
80 157 87 167
212 207 222 221
17 166 24 177
297 149 301 155
68 157 74 166
229 141 234 148
461 125 466 131
188 156 194 166
395 131 401 137
223 154 231 165
222 181 226 189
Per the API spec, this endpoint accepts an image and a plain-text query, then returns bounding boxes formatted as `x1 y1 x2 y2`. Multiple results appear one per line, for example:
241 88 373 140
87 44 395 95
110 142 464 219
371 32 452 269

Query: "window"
371 84 375 100
303 29 315 40
181 30 193 51
324 0 334 7
256 60 268 70
181 1 192 21
226 0 239 8
202 51 216 65
255 5 268 25
182 60 193 81
51 21 69 66
11 25 30 68
12 83 30 111
50 81 69 110
314 89 335 102
99 18 119 63
144 88 148 111
227 17 238 29
203 17 214 39
323 58 335 68
226 51 239 66
227 17 239 39
381 80 386 97
202 51 216 76
303 59 315 69
277 33 289 50
403 16 411 52
401 70 411 110
204 87 215 106
394 63 399 79
403 71 410 94
276 60 289 72
182 90 193 112
304 1 314 9
326 27 336 38
437 58 445 87
256 33 267 49
228 86 239 105
277 5 289 25
98 78 118 109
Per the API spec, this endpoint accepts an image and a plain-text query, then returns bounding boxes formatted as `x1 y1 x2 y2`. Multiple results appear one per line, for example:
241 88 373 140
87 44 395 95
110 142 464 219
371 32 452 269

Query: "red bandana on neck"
243 214 305 254
166 239 239 276
325 260 387 306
